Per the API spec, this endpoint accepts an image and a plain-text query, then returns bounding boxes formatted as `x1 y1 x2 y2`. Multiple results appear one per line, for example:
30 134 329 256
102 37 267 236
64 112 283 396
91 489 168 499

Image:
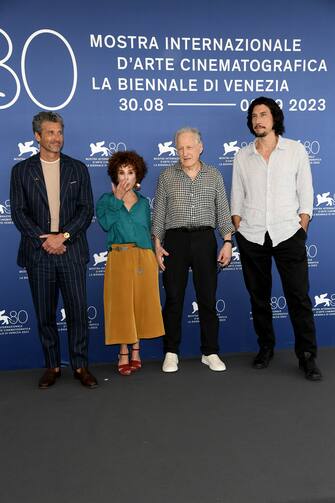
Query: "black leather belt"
169 226 213 233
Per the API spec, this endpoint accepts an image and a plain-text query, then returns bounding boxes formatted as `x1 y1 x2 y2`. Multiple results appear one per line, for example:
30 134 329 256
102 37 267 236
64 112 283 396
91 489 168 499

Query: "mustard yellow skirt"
103 244 165 344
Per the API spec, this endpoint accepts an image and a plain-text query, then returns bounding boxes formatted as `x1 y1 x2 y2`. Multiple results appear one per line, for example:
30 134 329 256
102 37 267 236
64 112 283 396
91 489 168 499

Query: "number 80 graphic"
0 28 77 110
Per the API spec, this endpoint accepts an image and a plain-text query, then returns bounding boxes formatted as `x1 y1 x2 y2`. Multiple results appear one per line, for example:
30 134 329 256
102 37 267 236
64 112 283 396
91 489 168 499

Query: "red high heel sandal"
118 353 131 376
130 348 142 371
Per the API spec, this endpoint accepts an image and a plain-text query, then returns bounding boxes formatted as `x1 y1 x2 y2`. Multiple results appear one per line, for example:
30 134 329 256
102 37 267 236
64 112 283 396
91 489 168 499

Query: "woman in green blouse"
96 151 164 375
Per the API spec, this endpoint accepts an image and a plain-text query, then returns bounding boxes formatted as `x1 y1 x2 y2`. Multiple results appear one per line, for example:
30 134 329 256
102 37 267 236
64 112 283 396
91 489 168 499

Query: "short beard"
254 131 267 138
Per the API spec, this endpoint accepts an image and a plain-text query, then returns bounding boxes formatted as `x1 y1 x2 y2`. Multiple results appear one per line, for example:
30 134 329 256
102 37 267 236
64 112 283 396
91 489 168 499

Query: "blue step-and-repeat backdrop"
0 0 334 369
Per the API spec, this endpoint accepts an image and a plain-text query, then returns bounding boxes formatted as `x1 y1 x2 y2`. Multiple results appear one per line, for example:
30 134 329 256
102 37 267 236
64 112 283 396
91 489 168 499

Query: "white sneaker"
162 352 179 372
201 354 226 372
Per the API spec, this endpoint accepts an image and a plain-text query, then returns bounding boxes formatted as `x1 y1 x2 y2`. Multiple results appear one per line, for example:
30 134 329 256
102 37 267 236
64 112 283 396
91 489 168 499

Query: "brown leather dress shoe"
38 368 61 389
73 368 98 388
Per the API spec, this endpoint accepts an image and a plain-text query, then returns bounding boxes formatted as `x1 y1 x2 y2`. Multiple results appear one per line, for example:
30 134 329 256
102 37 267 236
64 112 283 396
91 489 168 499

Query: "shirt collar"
136 192 146 201
276 135 287 150
249 135 285 155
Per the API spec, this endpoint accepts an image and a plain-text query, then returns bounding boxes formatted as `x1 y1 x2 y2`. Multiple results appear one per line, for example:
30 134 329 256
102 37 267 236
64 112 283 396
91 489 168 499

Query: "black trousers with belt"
236 229 317 359
162 227 219 355
26 254 89 369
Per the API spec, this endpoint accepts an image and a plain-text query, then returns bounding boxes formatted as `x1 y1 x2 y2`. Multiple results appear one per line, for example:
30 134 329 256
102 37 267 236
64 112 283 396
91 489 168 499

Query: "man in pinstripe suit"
10 111 98 389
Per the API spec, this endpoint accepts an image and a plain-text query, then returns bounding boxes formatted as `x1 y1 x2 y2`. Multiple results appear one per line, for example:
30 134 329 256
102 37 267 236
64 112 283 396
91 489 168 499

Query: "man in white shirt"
231 96 322 381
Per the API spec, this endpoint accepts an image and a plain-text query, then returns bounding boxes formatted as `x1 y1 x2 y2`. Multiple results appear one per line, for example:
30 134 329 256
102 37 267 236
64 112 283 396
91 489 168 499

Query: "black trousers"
236 229 317 359
26 254 89 369
162 228 219 355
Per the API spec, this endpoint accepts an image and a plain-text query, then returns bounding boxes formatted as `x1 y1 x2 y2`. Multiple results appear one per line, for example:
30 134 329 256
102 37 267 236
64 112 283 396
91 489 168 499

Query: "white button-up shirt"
231 136 313 246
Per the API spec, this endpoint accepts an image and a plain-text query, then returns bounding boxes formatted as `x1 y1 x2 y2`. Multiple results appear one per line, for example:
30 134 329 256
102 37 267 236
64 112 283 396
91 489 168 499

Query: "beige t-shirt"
41 158 60 232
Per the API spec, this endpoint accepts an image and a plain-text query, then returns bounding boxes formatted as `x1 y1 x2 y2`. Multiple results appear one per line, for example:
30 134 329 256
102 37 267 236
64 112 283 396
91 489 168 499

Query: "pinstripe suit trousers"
26 254 89 369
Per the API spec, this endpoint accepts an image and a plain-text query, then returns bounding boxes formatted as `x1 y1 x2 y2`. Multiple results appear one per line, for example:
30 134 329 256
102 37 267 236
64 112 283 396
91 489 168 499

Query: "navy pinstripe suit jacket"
10 153 94 267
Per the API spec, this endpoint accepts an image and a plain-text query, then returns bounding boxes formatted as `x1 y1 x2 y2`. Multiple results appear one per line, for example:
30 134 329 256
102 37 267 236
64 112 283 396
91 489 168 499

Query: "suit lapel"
60 155 73 210
28 155 48 206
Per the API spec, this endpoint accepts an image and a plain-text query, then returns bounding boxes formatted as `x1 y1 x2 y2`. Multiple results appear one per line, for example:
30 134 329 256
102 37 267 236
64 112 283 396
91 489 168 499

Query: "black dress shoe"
299 354 322 381
253 348 274 369
38 368 61 389
73 368 98 388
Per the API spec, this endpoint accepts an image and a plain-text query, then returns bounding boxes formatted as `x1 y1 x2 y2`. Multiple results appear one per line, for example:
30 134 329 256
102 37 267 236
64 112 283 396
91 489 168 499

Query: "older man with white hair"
152 127 234 372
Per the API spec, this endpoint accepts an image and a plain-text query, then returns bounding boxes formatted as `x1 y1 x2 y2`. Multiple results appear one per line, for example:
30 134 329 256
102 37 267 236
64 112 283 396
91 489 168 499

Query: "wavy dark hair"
247 96 285 136
32 111 64 134
108 150 147 185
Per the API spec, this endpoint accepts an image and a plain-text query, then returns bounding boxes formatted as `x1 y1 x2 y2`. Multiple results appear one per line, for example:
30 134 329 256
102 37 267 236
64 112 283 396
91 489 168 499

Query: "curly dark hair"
247 96 285 136
107 150 148 185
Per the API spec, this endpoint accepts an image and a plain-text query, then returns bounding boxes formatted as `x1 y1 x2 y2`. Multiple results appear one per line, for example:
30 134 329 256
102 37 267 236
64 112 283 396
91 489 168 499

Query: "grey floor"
1 348 334 503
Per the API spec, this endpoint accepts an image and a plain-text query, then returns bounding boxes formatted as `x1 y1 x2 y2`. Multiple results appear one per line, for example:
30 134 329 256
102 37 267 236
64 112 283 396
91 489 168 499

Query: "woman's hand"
112 180 132 200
